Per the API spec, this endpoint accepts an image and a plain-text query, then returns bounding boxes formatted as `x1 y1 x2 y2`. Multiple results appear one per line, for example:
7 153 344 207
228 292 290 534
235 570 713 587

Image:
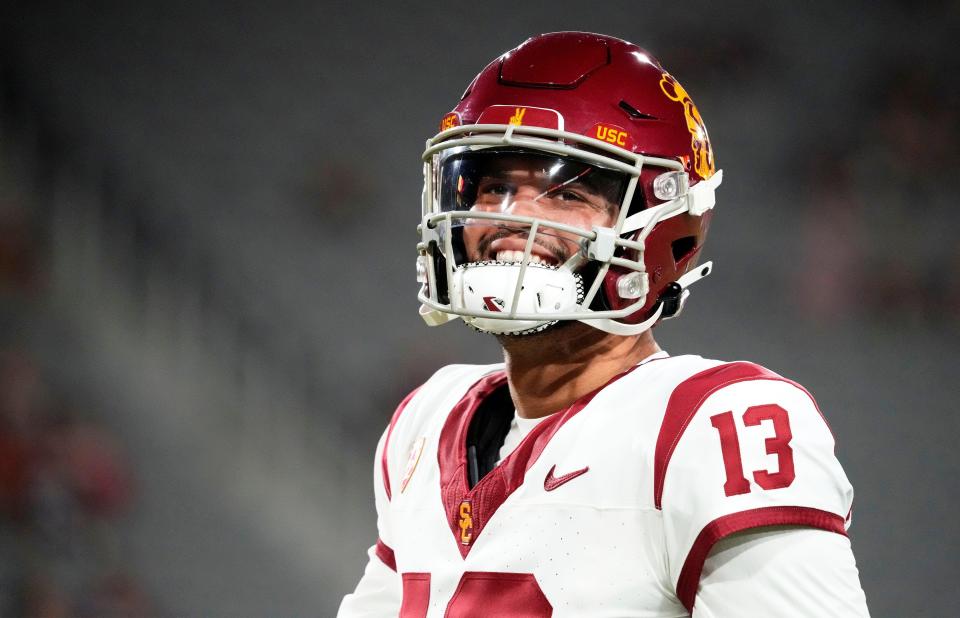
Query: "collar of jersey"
436 362 643 558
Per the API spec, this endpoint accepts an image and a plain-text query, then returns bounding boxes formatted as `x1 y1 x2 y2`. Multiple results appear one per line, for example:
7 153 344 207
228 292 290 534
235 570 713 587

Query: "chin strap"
419 303 460 326
578 303 665 336
578 261 714 336
676 260 713 289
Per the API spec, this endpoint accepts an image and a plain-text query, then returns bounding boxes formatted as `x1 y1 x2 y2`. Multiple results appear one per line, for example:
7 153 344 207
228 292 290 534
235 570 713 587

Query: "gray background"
0 1 957 616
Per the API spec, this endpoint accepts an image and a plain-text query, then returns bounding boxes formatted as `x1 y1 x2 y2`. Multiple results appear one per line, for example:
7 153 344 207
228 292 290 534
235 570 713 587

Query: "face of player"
459 154 622 267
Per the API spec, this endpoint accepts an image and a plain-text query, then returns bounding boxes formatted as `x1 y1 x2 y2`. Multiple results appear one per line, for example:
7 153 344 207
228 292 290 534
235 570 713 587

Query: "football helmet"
417 32 722 336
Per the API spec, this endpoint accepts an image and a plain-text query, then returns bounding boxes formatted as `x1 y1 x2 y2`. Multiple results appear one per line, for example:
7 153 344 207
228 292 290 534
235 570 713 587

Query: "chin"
491 319 581 343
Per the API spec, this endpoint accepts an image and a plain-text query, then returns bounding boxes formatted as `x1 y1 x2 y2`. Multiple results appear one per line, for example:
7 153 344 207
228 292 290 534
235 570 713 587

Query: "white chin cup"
451 263 583 335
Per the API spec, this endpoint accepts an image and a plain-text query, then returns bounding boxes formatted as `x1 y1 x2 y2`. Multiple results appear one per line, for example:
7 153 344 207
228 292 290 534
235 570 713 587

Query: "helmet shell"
453 32 716 182
442 32 718 326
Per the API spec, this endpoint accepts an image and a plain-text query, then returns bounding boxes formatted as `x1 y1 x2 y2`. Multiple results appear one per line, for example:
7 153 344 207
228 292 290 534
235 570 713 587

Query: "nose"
504 185 545 216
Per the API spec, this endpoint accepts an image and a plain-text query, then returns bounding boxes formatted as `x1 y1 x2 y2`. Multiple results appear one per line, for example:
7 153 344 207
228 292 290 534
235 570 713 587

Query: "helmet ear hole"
671 236 697 265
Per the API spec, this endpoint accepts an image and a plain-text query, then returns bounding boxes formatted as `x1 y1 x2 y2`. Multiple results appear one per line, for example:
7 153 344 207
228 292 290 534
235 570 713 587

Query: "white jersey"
340 354 863 617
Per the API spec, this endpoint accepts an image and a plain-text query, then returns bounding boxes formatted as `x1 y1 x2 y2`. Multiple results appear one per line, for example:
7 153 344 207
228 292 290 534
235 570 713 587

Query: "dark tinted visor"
437 149 627 219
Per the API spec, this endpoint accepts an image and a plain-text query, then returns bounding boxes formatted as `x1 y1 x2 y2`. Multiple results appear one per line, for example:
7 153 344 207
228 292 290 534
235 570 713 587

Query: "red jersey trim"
676 506 848 613
445 572 552 615
400 573 430 617
375 538 397 572
653 362 831 509
381 387 422 501
438 365 641 558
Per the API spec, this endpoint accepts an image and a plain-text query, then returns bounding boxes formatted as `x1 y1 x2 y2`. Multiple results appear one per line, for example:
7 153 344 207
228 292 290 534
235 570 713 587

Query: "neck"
497 322 660 419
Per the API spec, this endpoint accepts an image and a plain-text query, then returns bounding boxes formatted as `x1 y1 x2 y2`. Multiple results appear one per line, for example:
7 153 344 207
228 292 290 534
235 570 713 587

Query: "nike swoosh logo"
543 464 590 491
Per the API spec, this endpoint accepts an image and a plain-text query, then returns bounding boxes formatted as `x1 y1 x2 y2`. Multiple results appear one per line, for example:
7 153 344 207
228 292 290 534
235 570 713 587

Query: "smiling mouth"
471 225 569 267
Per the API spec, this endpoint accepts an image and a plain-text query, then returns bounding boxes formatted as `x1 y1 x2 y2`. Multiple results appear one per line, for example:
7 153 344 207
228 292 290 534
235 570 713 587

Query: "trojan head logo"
458 500 473 545
508 107 527 126
659 72 715 179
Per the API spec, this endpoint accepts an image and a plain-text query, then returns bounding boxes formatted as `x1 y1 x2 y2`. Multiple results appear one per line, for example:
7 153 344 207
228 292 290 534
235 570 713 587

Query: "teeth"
494 250 553 265
496 250 524 262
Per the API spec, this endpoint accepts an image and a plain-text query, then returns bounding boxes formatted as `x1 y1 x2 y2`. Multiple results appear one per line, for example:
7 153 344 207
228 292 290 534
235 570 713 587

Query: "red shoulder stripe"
375 538 397 572
654 361 833 509
676 506 847 612
382 386 421 501
654 362 778 509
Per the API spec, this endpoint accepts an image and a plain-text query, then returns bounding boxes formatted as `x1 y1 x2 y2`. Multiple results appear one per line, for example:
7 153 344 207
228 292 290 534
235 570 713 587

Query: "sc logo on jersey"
458 500 473 545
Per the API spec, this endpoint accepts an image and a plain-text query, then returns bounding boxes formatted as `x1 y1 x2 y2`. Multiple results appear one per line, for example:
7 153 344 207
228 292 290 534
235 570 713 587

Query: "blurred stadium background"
0 1 957 616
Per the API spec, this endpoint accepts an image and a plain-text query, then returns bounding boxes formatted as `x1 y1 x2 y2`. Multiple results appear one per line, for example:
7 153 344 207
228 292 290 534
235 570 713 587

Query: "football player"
339 32 869 617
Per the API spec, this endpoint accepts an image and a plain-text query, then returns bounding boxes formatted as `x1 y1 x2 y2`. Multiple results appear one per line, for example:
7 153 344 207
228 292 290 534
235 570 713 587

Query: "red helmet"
417 32 722 336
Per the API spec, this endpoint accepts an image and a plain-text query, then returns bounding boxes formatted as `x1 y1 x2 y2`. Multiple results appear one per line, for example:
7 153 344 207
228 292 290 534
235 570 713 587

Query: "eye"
550 188 588 203
478 181 513 197
546 185 615 215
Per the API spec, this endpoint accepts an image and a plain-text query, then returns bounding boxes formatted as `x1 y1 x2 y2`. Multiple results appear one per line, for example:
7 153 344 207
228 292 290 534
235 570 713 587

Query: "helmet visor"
435 149 629 267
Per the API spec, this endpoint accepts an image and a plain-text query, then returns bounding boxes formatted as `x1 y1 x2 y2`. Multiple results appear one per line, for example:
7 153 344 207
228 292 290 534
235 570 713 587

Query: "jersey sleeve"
693 528 869 617
338 423 404 616
655 362 855 613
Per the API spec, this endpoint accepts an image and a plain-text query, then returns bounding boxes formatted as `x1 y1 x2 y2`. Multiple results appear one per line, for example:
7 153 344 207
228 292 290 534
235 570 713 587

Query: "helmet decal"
440 112 461 131
592 123 632 149
659 72 715 179
508 107 526 125
475 105 563 130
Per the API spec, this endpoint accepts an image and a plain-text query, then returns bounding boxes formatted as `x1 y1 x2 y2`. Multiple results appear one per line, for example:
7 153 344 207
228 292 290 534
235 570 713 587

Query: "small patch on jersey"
399 436 426 494
458 500 474 545
543 464 590 491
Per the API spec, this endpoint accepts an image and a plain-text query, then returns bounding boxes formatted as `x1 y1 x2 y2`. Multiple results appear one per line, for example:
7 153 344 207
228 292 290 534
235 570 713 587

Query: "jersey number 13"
710 404 796 496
